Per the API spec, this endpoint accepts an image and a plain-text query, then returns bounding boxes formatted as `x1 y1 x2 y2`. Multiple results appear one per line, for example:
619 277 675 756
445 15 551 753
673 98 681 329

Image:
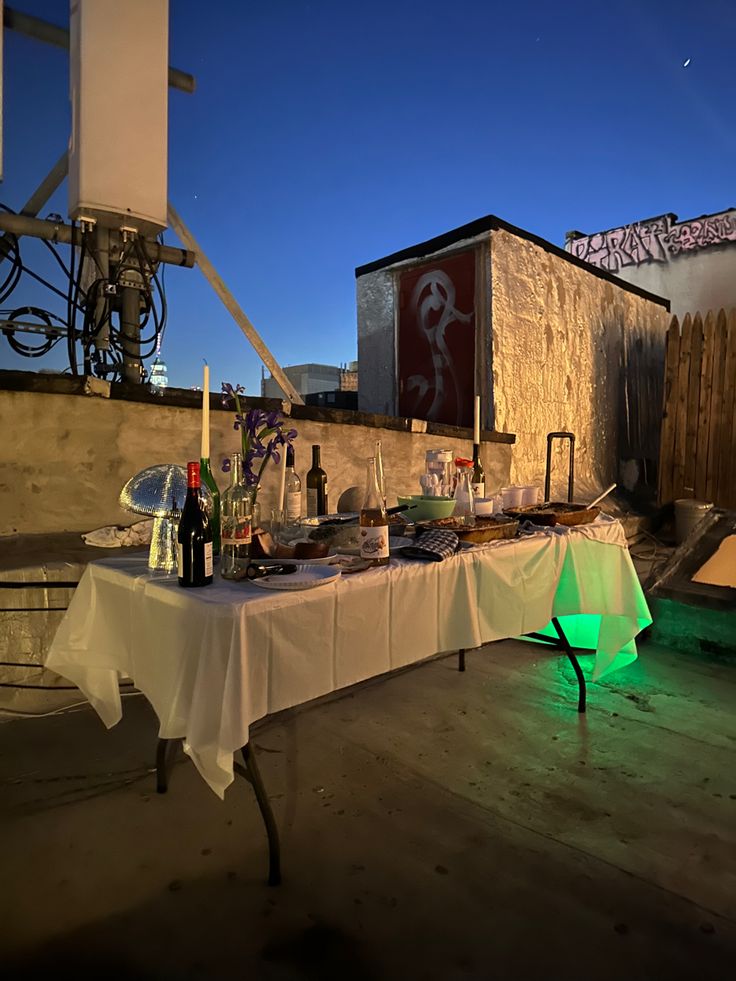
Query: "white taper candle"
473 395 481 445
201 362 210 459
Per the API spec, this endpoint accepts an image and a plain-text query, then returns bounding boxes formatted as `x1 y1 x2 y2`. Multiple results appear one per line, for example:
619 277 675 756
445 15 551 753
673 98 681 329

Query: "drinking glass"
269 507 285 544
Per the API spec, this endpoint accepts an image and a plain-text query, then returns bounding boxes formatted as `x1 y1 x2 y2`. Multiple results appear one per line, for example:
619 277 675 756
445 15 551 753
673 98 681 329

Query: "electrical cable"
66 219 78 375
2 306 63 358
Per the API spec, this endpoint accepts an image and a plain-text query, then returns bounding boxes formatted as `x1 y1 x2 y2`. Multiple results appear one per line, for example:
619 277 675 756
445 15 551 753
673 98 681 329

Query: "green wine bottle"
199 456 221 556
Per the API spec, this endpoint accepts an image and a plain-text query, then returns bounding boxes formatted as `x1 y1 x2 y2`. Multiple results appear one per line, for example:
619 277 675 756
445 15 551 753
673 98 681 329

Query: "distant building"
565 208 736 318
148 355 168 391
261 361 358 400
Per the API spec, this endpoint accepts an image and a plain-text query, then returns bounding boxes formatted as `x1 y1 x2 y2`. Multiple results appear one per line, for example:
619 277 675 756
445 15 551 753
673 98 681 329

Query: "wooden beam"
167 203 304 405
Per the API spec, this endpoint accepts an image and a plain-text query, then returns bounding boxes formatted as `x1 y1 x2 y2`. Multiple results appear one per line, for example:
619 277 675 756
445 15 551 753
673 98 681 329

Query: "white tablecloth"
46 517 651 797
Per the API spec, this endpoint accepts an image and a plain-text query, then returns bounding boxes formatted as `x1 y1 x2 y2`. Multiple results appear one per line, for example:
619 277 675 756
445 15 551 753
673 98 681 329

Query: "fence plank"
683 312 703 496
672 313 693 500
705 310 728 503
658 316 681 505
694 311 716 501
719 309 736 507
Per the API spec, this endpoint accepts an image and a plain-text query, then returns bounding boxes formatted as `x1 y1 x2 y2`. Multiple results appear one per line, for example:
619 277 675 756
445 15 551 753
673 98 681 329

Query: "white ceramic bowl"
474 497 496 516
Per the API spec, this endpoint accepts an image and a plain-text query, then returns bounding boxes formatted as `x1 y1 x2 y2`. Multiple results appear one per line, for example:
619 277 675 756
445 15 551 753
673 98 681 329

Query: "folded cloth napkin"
82 520 153 548
400 529 461 561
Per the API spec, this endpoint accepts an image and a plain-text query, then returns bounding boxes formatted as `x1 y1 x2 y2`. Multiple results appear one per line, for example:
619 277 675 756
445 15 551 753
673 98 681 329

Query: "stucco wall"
0 380 512 536
490 228 669 498
609 247 735 320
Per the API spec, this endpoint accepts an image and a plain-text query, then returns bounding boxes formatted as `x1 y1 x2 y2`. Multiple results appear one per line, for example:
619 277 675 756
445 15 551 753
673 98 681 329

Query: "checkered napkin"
400 529 461 562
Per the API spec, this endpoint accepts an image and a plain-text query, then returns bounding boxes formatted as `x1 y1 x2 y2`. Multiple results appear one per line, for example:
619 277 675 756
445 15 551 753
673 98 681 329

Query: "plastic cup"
501 486 524 509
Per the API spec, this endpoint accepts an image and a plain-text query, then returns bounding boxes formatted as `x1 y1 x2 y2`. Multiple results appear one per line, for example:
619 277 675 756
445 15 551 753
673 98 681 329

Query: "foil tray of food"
503 503 600 527
416 516 519 543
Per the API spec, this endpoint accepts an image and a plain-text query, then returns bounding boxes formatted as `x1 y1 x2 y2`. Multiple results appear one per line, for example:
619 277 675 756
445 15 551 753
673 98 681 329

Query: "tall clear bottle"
285 445 302 523
375 439 386 507
454 466 476 525
220 453 253 580
360 457 390 566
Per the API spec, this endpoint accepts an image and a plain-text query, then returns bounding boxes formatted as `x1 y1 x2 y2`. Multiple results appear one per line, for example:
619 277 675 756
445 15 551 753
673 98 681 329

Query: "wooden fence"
658 308 736 507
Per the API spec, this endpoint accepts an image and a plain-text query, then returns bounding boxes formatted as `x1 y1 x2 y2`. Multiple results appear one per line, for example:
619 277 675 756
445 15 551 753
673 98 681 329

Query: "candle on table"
201 362 210 459
473 395 481 445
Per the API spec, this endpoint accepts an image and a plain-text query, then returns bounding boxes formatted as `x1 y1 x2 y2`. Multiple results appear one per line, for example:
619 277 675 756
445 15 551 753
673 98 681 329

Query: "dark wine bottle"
306 444 328 517
471 443 485 498
177 462 214 587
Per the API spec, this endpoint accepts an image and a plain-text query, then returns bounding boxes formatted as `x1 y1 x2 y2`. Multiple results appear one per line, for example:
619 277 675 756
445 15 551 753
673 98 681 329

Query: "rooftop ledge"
0 370 516 445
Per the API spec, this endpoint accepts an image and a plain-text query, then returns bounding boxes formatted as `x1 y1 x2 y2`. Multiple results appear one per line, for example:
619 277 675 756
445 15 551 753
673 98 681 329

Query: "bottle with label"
306 444 328 517
220 452 252 580
360 456 390 566
285 445 302 523
199 456 221 556
471 443 485 498
177 461 213 587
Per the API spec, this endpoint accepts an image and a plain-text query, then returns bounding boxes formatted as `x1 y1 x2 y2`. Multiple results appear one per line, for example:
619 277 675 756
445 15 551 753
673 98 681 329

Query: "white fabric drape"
46 517 651 797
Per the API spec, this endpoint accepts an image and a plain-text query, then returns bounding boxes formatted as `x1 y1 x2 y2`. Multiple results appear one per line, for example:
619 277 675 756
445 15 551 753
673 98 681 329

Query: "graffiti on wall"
567 209 736 272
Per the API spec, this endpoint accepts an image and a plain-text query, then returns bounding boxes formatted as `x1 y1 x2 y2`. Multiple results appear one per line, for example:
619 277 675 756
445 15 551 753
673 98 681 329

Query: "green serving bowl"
397 495 456 523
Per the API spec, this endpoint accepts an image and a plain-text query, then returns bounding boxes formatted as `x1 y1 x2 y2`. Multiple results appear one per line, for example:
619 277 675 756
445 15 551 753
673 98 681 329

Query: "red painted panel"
397 250 476 427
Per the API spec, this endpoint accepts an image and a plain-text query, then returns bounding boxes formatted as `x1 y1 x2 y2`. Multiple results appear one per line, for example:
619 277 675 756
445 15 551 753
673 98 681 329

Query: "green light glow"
524 614 605 651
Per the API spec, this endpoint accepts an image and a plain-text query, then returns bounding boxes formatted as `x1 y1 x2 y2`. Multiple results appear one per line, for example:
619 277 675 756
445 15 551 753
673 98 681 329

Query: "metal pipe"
120 285 141 384
3 6 196 94
0 212 195 267
0 151 69 266
168 202 305 406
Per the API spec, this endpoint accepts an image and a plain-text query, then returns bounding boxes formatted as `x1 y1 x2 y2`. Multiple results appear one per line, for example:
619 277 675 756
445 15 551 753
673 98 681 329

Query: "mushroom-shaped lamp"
119 464 198 571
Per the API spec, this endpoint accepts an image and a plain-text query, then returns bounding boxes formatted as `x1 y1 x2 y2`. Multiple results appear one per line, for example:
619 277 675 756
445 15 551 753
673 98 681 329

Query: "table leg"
155 737 179 794
458 648 466 672
235 742 282 887
523 619 587 713
550 617 586 714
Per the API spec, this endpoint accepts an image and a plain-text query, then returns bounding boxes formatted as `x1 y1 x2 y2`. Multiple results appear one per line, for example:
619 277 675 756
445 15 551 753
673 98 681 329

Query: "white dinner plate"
300 513 358 527
258 553 340 567
336 535 413 556
249 567 341 591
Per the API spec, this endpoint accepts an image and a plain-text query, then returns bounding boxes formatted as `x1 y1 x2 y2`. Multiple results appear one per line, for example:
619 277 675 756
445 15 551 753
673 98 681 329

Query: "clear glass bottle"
454 466 476 525
375 439 386 507
285 445 302 523
220 453 253 579
360 457 390 566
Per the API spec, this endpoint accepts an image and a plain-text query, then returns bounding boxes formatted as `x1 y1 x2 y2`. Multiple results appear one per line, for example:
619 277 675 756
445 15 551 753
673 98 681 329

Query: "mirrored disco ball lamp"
119 464 212 571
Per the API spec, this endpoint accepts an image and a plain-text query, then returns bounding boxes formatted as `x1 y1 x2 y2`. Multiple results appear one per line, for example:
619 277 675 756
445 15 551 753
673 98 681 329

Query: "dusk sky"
1 0 734 394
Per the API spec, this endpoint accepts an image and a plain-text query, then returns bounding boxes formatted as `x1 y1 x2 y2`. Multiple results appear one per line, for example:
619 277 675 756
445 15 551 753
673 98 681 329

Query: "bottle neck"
187 461 201 490
229 453 243 485
363 457 384 511
472 443 480 463
312 446 321 469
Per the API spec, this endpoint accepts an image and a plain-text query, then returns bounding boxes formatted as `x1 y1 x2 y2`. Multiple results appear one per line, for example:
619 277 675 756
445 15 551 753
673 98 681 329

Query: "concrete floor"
1 638 734 980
